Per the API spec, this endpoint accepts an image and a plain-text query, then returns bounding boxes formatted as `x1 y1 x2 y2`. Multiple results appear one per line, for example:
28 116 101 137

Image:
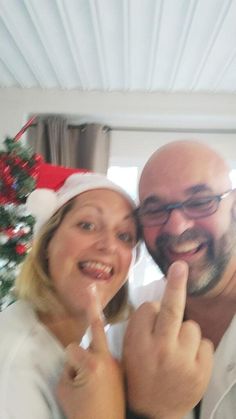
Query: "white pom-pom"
26 189 58 225
0 233 8 245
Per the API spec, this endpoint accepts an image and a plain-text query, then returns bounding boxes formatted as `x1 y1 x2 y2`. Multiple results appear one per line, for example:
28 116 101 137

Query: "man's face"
139 149 236 296
144 218 236 296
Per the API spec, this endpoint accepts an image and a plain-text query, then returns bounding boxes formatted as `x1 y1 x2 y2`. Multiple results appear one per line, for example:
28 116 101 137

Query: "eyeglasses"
136 190 234 227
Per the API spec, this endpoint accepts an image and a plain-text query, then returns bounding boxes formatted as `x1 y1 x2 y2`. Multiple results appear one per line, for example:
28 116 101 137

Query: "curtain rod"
111 126 236 134
28 122 236 134
29 122 111 131
28 122 88 129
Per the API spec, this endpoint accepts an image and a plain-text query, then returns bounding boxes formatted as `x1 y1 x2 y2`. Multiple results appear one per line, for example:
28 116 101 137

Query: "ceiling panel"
0 0 236 93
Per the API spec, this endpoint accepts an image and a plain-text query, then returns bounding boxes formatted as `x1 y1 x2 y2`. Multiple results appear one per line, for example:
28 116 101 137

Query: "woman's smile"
78 260 114 280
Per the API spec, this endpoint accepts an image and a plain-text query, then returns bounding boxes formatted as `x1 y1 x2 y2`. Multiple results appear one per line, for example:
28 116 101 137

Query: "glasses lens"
184 197 218 218
138 206 168 226
138 196 219 226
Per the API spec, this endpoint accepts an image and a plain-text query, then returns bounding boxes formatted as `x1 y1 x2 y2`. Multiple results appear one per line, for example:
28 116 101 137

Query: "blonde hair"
15 198 134 323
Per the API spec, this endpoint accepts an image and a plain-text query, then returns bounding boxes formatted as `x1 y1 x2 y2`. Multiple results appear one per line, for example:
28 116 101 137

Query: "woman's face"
47 189 137 316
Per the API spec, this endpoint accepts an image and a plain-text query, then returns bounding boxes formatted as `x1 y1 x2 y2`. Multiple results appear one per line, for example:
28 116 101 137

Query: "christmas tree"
0 121 42 310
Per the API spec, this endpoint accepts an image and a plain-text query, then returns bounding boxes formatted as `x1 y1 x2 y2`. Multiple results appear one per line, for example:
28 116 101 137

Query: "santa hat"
27 162 136 235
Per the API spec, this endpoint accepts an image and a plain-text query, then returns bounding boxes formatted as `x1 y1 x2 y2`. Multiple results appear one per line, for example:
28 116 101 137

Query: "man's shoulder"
131 278 166 308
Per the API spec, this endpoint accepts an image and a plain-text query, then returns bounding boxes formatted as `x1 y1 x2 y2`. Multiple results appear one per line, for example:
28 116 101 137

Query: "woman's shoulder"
0 300 37 335
0 300 64 377
0 300 39 365
0 301 65 418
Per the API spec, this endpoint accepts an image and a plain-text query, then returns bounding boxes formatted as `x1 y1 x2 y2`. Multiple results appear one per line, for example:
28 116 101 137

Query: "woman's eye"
118 232 135 245
78 221 96 231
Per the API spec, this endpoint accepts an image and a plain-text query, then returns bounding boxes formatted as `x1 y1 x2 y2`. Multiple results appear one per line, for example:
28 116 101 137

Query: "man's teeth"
80 261 112 274
170 241 202 253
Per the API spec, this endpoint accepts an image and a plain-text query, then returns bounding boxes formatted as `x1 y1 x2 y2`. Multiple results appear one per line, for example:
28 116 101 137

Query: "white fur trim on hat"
26 172 136 235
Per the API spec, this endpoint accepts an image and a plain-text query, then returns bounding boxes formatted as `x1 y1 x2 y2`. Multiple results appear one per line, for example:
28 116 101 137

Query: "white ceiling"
1 0 236 93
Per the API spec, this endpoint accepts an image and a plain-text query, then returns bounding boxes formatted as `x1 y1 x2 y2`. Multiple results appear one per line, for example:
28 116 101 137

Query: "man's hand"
57 286 125 419
123 261 214 419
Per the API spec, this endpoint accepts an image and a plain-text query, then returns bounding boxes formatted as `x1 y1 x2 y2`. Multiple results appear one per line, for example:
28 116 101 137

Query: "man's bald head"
139 140 232 203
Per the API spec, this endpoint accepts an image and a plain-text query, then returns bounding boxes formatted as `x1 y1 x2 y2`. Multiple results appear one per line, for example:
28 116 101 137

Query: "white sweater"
0 300 66 419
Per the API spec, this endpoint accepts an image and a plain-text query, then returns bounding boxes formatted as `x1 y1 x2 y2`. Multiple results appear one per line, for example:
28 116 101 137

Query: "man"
124 140 236 418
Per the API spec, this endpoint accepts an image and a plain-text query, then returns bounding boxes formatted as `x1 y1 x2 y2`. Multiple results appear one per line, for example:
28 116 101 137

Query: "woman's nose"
162 209 195 236
95 230 117 253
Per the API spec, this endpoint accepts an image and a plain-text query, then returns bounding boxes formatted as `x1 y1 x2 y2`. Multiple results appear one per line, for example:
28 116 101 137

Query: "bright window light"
107 165 162 288
107 166 138 201
230 169 236 188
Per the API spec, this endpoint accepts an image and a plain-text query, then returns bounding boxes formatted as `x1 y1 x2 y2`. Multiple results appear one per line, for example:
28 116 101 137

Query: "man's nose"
162 209 195 235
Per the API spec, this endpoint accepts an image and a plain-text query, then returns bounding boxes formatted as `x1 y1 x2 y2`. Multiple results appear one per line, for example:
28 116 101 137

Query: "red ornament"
15 243 27 255
13 156 21 165
0 195 8 204
34 153 43 164
5 228 14 238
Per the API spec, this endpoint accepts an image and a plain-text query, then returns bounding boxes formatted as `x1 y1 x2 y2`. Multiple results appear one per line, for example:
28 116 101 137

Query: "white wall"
110 129 236 172
1 87 236 143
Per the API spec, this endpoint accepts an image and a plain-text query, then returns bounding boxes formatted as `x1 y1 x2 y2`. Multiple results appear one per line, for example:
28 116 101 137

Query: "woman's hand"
57 286 125 419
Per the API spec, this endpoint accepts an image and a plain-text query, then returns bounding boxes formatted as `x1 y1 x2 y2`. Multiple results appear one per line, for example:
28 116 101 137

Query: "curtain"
75 123 110 173
27 115 110 173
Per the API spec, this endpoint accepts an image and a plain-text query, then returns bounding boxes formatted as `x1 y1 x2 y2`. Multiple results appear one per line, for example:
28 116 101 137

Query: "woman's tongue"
79 262 112 280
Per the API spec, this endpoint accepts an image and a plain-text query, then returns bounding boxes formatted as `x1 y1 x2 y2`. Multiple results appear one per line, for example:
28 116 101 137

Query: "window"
108 166 163 290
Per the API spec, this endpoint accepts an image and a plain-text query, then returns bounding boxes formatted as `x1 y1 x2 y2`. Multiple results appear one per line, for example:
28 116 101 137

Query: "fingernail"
169 261 188 277
88 284 103 321
89 283 97 295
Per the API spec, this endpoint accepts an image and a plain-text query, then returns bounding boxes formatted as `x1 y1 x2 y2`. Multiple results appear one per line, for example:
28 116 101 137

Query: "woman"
0 171 138 419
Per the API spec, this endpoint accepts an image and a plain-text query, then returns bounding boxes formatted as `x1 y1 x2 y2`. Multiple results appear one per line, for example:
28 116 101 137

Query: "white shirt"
0 300 66 419
185 313 236 419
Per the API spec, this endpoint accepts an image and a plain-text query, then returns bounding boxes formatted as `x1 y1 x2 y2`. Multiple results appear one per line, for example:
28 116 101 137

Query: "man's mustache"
155 229 211 248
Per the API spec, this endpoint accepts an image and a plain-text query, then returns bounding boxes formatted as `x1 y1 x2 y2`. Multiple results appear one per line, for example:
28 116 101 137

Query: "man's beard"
145 221 236 296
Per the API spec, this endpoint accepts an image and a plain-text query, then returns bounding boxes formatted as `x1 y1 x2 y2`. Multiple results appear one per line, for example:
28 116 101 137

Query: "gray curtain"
75 123 110 173
27 115 110 173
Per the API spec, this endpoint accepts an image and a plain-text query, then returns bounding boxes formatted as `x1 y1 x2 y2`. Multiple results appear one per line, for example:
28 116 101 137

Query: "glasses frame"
136 189 234 227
